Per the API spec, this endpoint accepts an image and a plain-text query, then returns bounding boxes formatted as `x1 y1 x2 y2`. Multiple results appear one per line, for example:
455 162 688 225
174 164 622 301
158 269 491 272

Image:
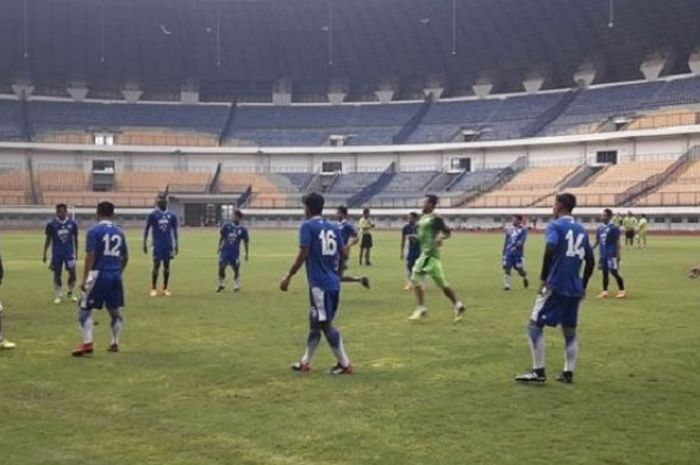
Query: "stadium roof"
1 0 699 101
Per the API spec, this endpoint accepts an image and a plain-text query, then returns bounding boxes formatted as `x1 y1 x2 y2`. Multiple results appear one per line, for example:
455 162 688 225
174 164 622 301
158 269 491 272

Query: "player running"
515 193 594 384
358 208 375 266
336 206 370 289
143 195 179 297
592 208 626 299
636 214 648 249
280 192 353 375
502 214 529 291
43 203 80 304
217 210 249 293
407 195 466 323
400 212 420 290
0 238 16 350
72 202 129 356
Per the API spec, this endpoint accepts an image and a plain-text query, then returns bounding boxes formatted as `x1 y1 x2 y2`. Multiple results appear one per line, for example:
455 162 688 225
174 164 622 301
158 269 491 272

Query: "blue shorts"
80 271 124 311
219 255 241 267
308 287 340 323
406 253 419 272
530 290 581 328
599 257 619 271
153 247 173 262
503 255 524 271
51 255 76 272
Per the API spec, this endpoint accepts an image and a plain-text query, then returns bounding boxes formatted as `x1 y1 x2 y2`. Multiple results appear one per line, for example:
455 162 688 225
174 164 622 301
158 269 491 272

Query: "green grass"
0 229 698 465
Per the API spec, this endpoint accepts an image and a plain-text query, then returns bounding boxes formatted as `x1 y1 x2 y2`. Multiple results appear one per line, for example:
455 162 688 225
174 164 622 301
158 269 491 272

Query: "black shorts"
360 233 373 249
625 230 635 240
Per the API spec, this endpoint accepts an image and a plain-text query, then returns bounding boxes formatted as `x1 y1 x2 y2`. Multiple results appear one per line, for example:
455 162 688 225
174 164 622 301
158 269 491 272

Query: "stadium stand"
0 99 26 141
636 158 700 206
0 165 30 205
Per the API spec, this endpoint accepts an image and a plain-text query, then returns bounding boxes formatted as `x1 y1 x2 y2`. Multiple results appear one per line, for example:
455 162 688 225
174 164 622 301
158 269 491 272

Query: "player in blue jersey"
217 209 250 293
400 212 420 290
592 208 626 299
336 206 370 289
502 214 529 291
516 193 594 384
143 195 178 297
280 192 353 375
72 202 129 356
43 204 80 304
0 237 16 350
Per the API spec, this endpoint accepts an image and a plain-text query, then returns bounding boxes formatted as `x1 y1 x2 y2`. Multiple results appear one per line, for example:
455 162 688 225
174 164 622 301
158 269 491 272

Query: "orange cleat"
72 342 94 357
596 291 609 299
616 290 627 299
162 289 172 297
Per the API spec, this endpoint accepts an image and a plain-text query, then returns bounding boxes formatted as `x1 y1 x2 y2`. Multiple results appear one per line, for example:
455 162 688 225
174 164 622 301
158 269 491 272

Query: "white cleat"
0 339 16 350
453 303 467 323
53 297 62 305
408 307 427 320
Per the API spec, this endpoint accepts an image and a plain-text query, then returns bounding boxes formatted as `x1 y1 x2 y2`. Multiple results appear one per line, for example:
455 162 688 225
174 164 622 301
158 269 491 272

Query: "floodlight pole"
451 0 457 56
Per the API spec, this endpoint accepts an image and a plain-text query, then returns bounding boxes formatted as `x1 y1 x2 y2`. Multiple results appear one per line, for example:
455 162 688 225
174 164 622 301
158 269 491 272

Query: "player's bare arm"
280 247 309 291
42 233 51 263
81 251 96 291
143 221 151 254
244 238 250 261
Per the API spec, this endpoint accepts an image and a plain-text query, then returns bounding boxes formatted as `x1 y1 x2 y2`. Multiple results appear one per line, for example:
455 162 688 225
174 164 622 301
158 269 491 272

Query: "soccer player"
72 201 129 356
358 208 374 266
43 203 79 304
336 206 370 288
636 214 648 249
0 239 16 350
622 211 637 247
400 212 420 290
217 209 249 292
592 208 626 299
143 195 178 296
407 195 466 322
502 214 529 291
515 193 594 384
280 192 353 375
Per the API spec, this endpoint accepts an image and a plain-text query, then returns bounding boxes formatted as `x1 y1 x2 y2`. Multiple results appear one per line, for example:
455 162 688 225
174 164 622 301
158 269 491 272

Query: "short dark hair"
337 205 348 215
303 192 325 216
56 203 67 211
97 201 115 218
234 209 244 219
514 214 523 221
603 208 613 216
556 193 576 212
362 208 370 215
409 211 419 219
425 194 439 207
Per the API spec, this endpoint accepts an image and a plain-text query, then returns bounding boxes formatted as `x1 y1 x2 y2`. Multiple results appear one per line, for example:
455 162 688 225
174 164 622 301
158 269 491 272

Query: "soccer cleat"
53 297 62 305
0 339 16 350
616 290 627 299
71 342 94 357
515 369 547 384
233 283 241 292
291 361 311 373
596 291 609 299
523 278 529 289
503 287 511 292
453 303 466 323
107 343 119 353
403 283 413 291
360 277 371 289
216 286 225 293
162 289 172 297
149 289 158 297
408 307 427 320
329 363 353 375
67 291 79 302
556 371 574 384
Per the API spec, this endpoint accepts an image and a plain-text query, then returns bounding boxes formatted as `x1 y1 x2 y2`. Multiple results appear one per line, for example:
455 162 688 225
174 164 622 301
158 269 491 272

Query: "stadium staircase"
26 157 41 205
218 101 238 146
237 185 254 207
347 163 396 207
19 96 33 142
208 163 223 193
560 165 602 189
450 157 526 206
525 88 581 138
392 96 433 144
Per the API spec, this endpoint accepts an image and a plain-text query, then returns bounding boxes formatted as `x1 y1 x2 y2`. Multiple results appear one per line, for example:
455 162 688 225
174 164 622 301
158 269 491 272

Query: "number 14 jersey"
86 221 128 273
299 216 345 291
544 216 593 298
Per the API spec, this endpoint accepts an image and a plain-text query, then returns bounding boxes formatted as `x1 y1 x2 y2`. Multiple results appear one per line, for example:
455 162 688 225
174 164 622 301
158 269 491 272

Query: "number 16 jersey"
299 216 345 291
86 221 128 273
544 216 593 298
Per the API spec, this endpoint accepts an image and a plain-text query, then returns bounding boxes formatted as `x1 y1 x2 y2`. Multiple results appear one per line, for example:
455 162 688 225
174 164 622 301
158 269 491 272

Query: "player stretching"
143 195 178 297
43 204 79 304
0 239 16 350
73 202 128 356
217 210 249 293
502 214 529 291
400 212 420 290
336 206 370 288
358 208 374 266
593 208 626 299
408 195 466 323
515 193 594 384
280 192 353 375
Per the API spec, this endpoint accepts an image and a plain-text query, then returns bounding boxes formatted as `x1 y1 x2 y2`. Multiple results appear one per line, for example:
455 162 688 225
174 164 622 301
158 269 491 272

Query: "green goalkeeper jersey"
417 213 450 258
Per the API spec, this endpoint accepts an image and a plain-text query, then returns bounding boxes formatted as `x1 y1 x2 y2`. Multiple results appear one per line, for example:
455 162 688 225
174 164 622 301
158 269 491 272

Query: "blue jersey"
337 219 358 245
145 209 178 251
596 223 620 259
503 225 527 258
402 223 420 258
544 216 593 298
300 217 345 291
219 223 249 259
45 218 78 258
86 221 128 273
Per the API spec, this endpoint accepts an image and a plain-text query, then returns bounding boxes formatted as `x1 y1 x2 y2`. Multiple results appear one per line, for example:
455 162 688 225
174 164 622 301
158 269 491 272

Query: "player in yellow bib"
408 194 466 323
358 209 375 266
636 214 648 249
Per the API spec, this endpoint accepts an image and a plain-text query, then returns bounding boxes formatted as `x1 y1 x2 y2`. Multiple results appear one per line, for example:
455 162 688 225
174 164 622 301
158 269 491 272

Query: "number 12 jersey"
86 221 128 273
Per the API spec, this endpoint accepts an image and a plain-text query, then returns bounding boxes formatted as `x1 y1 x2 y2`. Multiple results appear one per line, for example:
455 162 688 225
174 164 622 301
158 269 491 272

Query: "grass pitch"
0 228 698 465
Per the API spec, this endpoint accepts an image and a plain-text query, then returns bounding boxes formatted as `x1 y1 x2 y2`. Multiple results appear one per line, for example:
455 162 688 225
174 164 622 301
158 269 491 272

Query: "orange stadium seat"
636 159 700 206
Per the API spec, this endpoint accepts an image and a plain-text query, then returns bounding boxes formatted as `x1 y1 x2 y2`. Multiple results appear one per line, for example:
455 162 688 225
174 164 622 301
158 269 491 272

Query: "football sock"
301 327 322 365
151 271 158 289
218 277 225 287
325 327 350 367
0 306 4 340
503 273 512 289
54 284 62 298
108 308 123 345
67 269 77 291
611 270 625 291
563 328 578 372
528 324 545 370
602 270 610 291
78 309 94 344
163 270 170 289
